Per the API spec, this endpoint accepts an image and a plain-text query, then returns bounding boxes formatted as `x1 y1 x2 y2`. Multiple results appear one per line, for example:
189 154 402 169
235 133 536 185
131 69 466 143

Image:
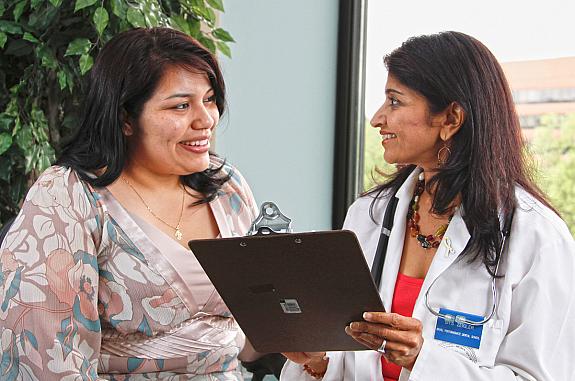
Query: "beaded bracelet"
303 363 327 379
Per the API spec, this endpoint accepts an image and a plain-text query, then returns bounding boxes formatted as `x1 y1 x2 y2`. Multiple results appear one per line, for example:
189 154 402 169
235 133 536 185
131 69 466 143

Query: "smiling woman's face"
370 75 445 170
124 65 219 176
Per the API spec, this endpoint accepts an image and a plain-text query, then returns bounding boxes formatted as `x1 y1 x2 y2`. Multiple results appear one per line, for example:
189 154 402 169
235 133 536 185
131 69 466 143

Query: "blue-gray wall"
217 1 339 232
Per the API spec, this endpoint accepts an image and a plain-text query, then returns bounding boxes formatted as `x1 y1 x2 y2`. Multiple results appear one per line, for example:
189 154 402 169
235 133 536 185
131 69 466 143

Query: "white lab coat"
281 168 575 380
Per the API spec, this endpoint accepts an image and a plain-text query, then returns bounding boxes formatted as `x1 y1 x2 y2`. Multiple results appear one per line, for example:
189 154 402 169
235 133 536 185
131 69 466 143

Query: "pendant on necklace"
175 226 183 241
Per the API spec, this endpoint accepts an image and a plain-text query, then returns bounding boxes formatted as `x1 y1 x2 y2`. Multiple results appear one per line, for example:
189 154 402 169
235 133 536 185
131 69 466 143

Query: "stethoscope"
370 183 515 326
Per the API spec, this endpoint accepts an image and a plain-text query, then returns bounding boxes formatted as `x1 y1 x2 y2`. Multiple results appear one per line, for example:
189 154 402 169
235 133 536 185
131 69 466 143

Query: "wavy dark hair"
57 27 229 202
367 31 556 276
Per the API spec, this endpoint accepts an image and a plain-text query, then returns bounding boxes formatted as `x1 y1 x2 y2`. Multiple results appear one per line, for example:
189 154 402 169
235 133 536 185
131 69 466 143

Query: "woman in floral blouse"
0 27 259 380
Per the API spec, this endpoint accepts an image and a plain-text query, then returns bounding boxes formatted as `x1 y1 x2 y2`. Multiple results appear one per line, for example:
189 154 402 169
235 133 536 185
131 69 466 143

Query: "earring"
437 144 451 167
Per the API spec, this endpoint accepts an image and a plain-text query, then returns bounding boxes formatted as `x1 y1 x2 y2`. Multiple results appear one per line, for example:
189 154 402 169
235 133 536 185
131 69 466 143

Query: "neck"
122 164 181 192
417 168 461 215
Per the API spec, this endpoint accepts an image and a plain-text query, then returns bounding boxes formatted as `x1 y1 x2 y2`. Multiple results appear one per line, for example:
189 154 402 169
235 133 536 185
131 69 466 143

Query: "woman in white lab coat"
281 31 575 380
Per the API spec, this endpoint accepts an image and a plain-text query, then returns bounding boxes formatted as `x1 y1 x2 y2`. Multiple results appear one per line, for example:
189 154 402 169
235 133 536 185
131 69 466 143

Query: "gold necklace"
122 176 186 241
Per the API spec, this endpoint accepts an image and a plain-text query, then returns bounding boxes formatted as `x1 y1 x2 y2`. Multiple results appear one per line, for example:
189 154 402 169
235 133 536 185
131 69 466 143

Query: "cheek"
210 110 220 127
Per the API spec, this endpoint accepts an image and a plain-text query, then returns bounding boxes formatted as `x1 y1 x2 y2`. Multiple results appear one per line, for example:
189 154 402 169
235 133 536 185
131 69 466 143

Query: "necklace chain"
407 173 453 249
121 176 186 241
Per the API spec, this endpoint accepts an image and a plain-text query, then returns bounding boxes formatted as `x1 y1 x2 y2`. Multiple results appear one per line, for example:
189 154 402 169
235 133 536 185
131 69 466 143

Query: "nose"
370 103 386 129
191 103 216 130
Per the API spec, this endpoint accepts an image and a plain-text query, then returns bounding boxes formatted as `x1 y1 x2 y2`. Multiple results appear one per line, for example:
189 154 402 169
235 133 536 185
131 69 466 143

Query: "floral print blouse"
0 157 258 380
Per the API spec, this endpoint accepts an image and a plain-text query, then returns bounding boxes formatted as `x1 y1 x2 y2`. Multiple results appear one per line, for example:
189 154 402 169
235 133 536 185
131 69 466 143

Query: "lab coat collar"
378 167 471 312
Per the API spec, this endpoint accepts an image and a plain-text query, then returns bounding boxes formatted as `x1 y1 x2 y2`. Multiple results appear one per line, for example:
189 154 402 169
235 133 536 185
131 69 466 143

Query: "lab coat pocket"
435 318 504 366
476 318 504 366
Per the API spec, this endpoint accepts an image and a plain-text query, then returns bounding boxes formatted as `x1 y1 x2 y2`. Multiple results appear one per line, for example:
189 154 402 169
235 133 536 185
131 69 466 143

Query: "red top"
381 272 424 381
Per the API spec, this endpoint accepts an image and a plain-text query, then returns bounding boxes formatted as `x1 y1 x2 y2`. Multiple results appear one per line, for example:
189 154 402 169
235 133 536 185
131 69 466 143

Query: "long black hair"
57 27 229 202
367 31 556 276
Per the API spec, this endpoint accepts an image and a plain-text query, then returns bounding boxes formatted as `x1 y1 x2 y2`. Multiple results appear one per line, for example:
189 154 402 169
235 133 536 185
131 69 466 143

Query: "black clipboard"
188 229 384 353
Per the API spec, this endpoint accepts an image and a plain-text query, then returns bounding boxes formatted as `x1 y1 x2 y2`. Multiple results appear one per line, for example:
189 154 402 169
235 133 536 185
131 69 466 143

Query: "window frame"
332 0 368 229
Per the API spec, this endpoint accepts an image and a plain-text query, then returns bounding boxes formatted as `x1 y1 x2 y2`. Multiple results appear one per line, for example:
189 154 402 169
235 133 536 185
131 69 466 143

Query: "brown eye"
174 103 189 110
203 95 216 103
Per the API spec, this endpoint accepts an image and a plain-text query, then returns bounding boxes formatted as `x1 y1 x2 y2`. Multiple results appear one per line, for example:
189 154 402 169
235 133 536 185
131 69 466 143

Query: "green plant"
530 113 575 236
0 0 234 224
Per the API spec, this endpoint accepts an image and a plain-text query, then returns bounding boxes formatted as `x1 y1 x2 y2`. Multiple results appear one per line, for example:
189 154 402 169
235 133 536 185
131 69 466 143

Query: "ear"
438 102 465 141
121 110 134 136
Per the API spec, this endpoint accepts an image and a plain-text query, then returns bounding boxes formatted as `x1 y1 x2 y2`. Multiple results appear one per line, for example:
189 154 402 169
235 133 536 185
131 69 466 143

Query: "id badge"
434 308 484 349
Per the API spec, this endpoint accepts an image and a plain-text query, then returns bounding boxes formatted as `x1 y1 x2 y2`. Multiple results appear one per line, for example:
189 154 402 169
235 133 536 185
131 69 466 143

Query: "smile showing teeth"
181 139 209 147
382 133 397 141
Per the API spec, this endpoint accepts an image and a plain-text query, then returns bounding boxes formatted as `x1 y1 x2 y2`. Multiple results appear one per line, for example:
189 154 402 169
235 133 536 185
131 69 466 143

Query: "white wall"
217 1 339 232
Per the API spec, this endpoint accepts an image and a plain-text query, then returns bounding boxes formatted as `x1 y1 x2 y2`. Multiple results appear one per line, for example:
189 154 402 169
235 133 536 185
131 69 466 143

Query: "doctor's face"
124 65 219 176
370 75 444 170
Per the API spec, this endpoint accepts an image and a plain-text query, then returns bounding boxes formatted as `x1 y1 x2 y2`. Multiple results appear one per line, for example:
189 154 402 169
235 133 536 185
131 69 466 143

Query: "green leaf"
0 114 13 132
216 41 231 58
212 28 234 42
13 1 27 22
65 38 91 56
31 0 44 9
93 7 109 35
49 0 63 6
188 18 201 37
198 35 216 54
170 15 190 35
28 5 58 29
191 4 215 24
74 0 97 12
23 32 39 43
0 3 5 17
79 53 93 75
15 124 33 151
57 70 67 90
0 133 13 155
110 0 126 18
38 46 58 69
206 0 224 11
0 21 23 35
0 32 7 49
126 7 146 27
142 2 161 27
38 143 55 171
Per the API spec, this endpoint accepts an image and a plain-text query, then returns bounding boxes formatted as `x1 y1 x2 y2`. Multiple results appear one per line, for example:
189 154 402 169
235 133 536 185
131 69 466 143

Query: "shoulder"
23 165 99 217
505 187 575 278
209 155 258 217
344 190 393 229
513 187 573 243
210 155 252 196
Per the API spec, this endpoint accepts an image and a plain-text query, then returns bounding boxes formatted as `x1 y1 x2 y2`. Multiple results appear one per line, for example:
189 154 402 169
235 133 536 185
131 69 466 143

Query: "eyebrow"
385 89 404 95
163 88 215 101
163 93 193 100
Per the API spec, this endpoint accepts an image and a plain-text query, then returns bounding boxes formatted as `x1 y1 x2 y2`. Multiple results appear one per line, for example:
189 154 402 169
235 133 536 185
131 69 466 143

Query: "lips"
380 132 397 143
180 139 209 147
178 138 210 153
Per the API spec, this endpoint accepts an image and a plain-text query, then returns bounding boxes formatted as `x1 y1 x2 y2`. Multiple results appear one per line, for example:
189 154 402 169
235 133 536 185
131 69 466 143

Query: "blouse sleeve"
0 167 105 381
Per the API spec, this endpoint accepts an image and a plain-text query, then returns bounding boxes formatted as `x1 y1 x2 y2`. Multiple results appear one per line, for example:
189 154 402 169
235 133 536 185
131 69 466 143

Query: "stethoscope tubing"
371 183 515 326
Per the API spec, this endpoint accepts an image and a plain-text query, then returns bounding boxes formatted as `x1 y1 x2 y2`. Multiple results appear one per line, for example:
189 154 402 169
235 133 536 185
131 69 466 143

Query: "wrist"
303 355 329 379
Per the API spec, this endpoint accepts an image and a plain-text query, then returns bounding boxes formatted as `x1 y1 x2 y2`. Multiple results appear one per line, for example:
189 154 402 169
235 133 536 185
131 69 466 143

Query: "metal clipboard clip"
247 201 292 236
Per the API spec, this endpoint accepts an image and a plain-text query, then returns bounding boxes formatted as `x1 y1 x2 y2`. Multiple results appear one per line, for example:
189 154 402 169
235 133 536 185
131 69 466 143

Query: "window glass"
363 0 575 235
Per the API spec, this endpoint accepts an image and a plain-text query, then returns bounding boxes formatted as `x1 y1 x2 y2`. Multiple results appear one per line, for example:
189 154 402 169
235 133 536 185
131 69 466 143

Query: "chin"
185 158 210 174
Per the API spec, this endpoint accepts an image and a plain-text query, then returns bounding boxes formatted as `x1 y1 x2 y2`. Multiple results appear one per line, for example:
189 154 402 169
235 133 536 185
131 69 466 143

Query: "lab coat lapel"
379 169 420 312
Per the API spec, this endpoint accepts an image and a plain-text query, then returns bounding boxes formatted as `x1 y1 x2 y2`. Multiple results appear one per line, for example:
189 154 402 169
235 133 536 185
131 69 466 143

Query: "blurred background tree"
363 113 575 237
0 0 234 224
530 113 575 236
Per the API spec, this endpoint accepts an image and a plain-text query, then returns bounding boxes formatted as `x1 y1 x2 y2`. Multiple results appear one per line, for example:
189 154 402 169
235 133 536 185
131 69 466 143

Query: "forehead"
385 74 428 102
153 65 212 95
